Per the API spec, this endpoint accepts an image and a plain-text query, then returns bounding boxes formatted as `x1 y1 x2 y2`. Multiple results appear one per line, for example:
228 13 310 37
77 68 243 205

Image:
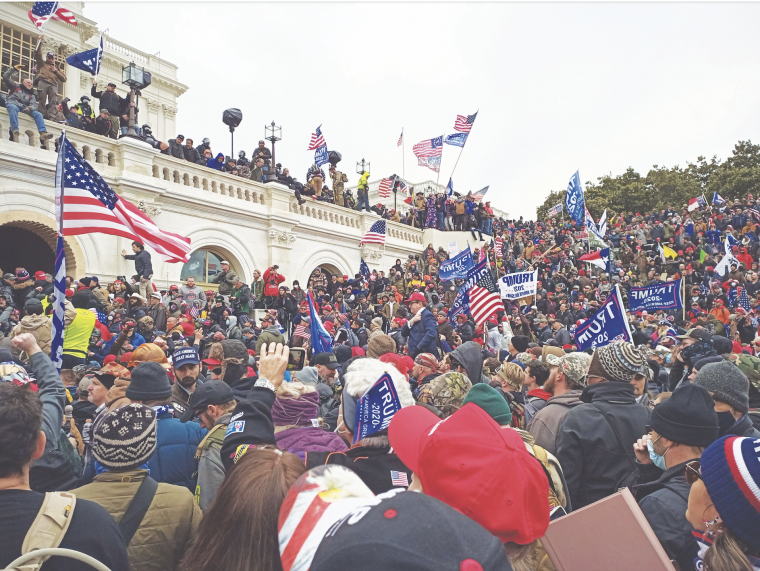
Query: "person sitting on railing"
93 108 114 137
183 138 203 164
141 125 169 153
250 158 265 183
196 137 212 159
60 98 83 130
168 134 185 159
207 152 225 171
2 67 53 144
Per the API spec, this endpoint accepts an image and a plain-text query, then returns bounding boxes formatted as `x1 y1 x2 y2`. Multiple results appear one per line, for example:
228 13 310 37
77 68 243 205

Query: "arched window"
180 249 234 286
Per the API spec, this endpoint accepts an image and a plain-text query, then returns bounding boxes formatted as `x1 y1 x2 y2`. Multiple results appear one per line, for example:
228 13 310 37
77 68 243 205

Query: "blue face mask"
647 439 667 470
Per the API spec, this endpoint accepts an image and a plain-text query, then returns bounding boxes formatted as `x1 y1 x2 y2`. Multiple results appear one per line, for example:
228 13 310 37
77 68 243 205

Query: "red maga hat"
404 292 427 304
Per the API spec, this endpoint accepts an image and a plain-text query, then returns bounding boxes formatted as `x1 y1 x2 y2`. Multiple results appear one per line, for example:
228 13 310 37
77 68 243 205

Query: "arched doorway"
306 263 345 288
0 226 54 275
0 214 84 278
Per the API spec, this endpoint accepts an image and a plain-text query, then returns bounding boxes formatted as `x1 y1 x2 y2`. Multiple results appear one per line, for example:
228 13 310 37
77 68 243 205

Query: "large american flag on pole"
470 186 489 202
378 178 392 199
468 286 502 324
307 125 326 150
413 136 443 158
28 2 77 28
360 220 387 246
58 133 191 263
454 112 478 133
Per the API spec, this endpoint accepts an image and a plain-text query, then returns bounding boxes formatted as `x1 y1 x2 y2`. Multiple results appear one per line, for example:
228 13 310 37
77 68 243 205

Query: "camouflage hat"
729 353 760 392
545 352 590 386
416 372 472 418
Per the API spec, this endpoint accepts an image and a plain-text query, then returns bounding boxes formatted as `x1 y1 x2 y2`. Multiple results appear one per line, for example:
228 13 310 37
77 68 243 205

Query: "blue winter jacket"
401 308 438 357
148 410 206 492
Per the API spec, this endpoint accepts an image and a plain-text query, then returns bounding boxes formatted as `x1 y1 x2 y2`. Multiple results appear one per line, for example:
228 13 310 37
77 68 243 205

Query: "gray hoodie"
450 341 488 385
527 389 584 456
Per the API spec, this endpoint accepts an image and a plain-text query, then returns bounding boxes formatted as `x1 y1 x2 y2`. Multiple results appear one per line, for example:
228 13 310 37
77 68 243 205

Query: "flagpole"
682 276 686 323
402 128 405 180
448 110 477 183
436 133 444 187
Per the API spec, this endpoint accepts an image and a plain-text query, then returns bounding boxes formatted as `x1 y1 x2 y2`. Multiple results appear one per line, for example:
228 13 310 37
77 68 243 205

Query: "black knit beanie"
650 384 719 447
125 361 171 401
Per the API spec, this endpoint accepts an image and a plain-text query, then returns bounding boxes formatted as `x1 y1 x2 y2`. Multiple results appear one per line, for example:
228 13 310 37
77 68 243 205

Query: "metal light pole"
356 157 370 175
121 62 149 139
265 121 282 181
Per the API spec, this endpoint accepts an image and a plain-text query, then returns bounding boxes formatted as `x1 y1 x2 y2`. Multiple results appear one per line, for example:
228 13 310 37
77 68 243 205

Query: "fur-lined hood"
344 357 415 407
13 279 34 290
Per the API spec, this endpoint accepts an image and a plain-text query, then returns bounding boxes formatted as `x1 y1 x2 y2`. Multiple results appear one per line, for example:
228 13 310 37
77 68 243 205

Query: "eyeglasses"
685 460 702 485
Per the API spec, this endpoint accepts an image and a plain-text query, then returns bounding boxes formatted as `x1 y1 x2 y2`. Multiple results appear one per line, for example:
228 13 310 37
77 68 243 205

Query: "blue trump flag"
307 291 333 354
444 133 468 147
574 285 632 351
565 170 585 226
65 35 103 76
439 247 474 281
314 146 329 167
353 372 402 444
449 289 471 326
446 177 454 197
628 279 683 313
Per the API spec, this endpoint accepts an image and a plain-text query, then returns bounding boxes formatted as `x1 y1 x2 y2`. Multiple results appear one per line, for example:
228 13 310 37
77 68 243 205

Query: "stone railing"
151 153 268 206
105 36 149 65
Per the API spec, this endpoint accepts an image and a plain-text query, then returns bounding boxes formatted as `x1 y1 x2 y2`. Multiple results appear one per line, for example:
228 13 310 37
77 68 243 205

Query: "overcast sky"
84 2 760 219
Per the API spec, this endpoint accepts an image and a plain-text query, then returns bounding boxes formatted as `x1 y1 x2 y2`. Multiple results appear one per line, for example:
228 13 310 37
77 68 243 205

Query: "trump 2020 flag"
565 170 585 226
359 258 370 281
439 247 474 281
449 288 470 326
547 203 563 218
499 270 538 300
574 285 632 351
65 35 103 76
314 146 329 168
353 373 402 444
712 192 726 206
49 235 66 373
307 291 333 354
446 177 454 197
444 133 468 147
628 279 683 313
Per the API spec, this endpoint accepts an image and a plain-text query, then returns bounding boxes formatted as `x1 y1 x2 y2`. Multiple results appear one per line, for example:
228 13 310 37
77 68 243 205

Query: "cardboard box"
539 488 676 571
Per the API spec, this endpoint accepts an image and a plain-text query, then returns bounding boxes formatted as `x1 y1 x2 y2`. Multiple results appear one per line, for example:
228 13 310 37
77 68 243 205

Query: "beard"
178 375 197 388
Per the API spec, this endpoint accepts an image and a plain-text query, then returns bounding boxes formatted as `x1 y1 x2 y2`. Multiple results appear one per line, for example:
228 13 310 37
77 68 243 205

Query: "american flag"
454 112 478 133
412 136 443 158
90 309 108 325
397 130 403 147
750 208 760 223
739 286 752 312
378 178 392 199
28 2 77 28
494 237 503 258
468 286 502 325
57 133 192 263
360 220 387 246
390 470 409 487
307 125 326 151
189 305 200 318
470 186 489 202
294 324 310 339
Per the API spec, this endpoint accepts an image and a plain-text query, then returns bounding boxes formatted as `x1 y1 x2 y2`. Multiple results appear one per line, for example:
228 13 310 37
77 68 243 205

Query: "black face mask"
716 410 737 434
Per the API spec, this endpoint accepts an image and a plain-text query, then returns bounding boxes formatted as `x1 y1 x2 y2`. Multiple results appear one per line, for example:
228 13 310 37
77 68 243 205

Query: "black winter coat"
631 461 699 570
167 139 185 159
183 145 202 165
91 85 123 115
556 382 650 510
124 249 153 279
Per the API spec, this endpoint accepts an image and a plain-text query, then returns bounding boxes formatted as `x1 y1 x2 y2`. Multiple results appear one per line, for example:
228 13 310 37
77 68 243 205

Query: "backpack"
9 492 76 571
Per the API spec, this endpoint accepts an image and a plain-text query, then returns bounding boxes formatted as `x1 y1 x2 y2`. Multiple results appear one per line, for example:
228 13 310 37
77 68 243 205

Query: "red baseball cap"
404 292 427 304
34 271 46 280
379 353 411 376
202 357 222 366
388 403 550 544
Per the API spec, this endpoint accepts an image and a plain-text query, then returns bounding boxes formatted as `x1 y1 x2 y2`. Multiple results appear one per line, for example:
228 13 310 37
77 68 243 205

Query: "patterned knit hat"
416 372 472 418
588 342 647 382
700 436 760 551
93 403 157 470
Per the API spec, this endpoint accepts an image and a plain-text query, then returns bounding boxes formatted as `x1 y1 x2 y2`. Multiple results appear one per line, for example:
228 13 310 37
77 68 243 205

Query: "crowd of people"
1 193 760 571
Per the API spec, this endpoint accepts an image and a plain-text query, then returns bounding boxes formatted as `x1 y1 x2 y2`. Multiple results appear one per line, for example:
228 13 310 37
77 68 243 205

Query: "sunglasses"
211 368 222 375
685 460 702 485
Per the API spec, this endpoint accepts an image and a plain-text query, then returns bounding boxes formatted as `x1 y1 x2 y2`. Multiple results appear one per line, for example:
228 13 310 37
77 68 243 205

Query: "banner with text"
574 285 632 351
499 270 539 300
353 373 402 444
628 279 683 313
439 247 474 281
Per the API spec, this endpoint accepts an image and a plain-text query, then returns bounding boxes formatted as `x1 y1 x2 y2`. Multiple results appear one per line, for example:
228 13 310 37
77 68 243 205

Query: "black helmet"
238 150 246 158
202 138 210 144
80 95 90 102
141 124 152 133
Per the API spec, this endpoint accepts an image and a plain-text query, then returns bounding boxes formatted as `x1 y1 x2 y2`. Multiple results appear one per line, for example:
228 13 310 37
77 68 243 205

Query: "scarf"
270 391 320 427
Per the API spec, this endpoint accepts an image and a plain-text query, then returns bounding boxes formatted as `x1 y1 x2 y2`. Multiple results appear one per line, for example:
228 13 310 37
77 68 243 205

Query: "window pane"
181 250 207 282
207 251 224 282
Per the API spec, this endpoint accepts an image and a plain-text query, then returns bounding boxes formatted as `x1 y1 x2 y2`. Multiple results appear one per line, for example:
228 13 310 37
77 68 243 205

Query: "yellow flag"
663 245 677 259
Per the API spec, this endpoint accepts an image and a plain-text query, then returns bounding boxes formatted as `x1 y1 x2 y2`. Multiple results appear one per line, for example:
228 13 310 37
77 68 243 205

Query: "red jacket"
263 268 285 297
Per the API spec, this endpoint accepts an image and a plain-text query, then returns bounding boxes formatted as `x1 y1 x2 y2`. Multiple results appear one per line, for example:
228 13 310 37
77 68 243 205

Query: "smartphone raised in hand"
287 347 306 372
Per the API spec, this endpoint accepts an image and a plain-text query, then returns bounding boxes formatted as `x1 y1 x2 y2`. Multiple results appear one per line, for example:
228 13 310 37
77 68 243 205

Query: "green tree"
535 190 565 220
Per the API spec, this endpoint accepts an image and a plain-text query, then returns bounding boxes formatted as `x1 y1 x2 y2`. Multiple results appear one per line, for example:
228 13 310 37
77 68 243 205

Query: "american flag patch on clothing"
390 470 409 487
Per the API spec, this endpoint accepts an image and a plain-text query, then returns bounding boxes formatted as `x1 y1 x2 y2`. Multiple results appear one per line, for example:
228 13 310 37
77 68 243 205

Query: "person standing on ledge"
122 241 153 299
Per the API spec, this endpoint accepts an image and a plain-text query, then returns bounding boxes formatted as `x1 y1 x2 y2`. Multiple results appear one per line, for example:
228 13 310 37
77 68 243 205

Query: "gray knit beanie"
93 404 157 470
694 361 750 414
